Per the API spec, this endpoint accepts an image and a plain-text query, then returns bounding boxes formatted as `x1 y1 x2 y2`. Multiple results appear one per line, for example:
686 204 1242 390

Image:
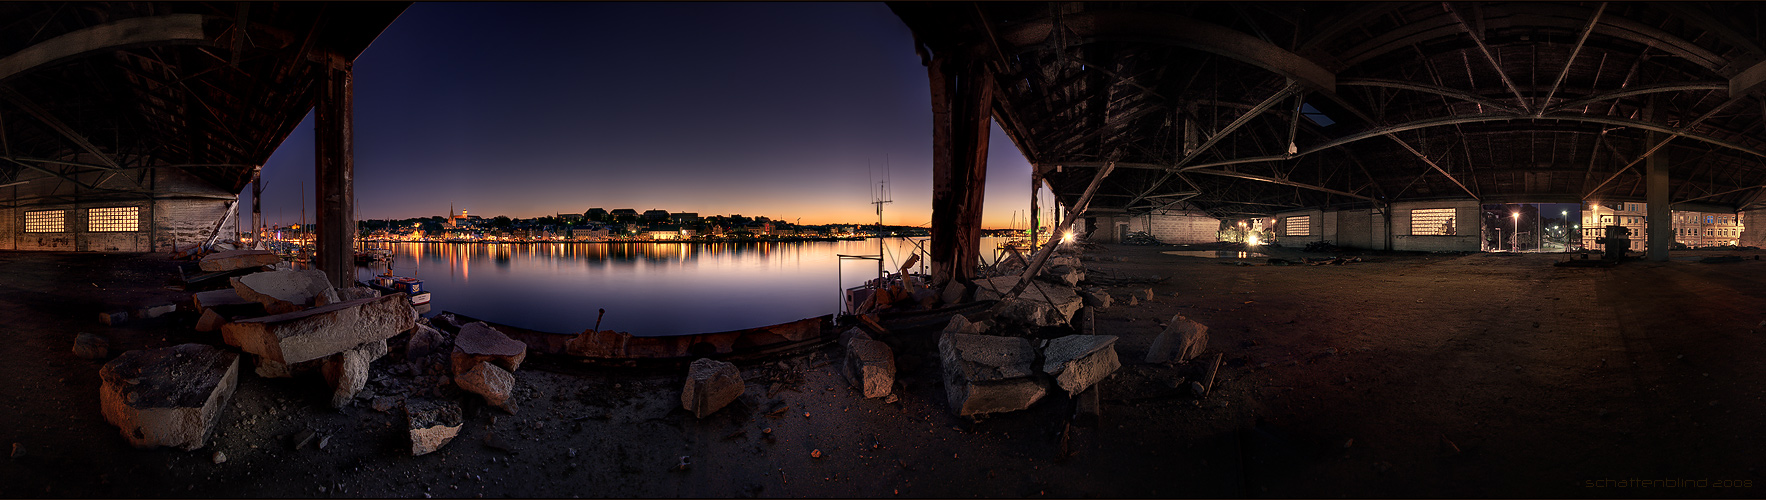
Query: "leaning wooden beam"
999 162 1116 300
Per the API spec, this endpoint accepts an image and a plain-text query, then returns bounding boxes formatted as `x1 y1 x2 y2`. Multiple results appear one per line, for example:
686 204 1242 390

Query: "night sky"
250 2 1048 228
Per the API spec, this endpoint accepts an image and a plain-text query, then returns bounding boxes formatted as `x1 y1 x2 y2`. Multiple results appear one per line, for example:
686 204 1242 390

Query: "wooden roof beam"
1000 11 1335 93
0 14 216 85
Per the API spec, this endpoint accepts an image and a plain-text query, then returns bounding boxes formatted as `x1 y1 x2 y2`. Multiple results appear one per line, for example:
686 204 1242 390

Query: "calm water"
356 237 1011 335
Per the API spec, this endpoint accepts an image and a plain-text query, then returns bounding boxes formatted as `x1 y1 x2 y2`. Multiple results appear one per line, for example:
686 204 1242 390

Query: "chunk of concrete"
843 338 897 399
98 344 239 450
322 340 387 408
937 332 1046 416
315 286 380 307
838 327 872 349
1040 265 1085 287
1041 335 1121 395
405 400 463 456
939 281 968 305
192 289 255 310
456 361 517 414
1144 315 1209 363
98 311 128 326
199 249 281 272
1078 288 1112 309
681 358 743 419
73 333 109 359
1134 288 1155 302
221 293 417 366
406 323 449 359
942 314 988 335
451 322 527 374
230 269 335 315
135 303 178 319
973 276 1083 327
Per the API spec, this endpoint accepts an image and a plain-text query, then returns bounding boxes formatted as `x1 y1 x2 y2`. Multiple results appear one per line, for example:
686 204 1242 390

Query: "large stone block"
456 361 517 414
230 269 334 314
221 293 416 366
321 340 387 408
199 249 282 272
937 332 1046 416
315 286 381 307
1144 315 1209 363
942 314 988 335
405 399 462 456
98 344 239 450
451 322 527 374
681 358 743 419
1041 335 1121 395
406 323 449 359
843 338 896 399
192 289 255 310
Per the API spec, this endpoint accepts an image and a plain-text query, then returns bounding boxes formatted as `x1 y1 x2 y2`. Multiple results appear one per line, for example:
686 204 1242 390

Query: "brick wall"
1742 209 1766 248
1129 210 1219 244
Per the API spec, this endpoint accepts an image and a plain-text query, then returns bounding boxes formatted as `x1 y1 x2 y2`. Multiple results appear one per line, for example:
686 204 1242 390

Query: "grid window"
1410 208 1456 236
88 206 139 232
1283 215 1311 236
24 210 65 232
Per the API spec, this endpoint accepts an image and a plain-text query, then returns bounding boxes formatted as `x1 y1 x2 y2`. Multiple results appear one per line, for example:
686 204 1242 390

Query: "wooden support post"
928 52 993 288
1030 168 1040 249
250 167 262 250
314 52 355 289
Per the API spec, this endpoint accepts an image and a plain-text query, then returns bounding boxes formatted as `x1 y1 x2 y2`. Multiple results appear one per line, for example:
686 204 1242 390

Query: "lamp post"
1512 211 1520 252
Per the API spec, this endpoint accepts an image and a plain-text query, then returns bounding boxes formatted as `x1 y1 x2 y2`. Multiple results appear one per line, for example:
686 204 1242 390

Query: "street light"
1512 211 1520 252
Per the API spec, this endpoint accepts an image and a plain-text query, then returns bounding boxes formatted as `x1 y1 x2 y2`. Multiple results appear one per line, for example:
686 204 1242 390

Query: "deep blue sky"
250 2 1047 228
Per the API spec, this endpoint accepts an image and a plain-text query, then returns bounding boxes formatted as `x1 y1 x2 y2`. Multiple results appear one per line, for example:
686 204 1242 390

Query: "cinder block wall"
1391 200 1480 252
1129 209 1219 244
2 168 235 252
1272 209 1324 246
1742 210 1766 248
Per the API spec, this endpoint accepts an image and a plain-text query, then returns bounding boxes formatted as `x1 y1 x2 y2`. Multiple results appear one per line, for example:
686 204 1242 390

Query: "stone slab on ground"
405 399 463 456
942 314 988 335
316 286 380 307
451 322 527 374
843 338 896 399
322 340 388 408
221 293 416 366
98 344 239 450
73 333 109 359
1144 314 1210 363
937 332 1046 416
194 302 267 333
193 289 256 310
456 361 517 414
199 250 281 272
681 358 744 419
230 269 334 315
1041 334 1122 395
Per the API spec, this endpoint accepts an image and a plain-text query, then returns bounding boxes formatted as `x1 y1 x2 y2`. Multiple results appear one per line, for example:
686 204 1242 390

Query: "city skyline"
246 3 1056 229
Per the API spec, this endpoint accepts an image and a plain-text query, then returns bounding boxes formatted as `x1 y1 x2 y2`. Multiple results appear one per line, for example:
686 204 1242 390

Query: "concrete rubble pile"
451 321 528 414
98 344 239 450
933 325 1123 417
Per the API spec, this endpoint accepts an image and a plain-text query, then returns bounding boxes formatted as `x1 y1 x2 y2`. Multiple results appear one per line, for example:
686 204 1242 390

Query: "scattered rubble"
98 344 239 450
321 340 388 408
1144 315 1210 363
682 358 744 419
451 322 527 374
406 324 450 359
1133 288 1155 302
405 399 463 456
941 315 988 335
1078 288 1113 309
973 276 1083 327
937 332 1046 416
135 303 178 320
1041 335 1121 395
1040 265 1085 287
73 333 109 359
457 361 518 414
843 336 897 399
230 269 335 314
98 311 128 326
198 249 282 272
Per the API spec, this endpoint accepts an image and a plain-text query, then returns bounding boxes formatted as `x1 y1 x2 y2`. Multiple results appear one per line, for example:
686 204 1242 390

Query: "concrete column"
314 53 355 288
927 52 992 288
1645 130 1671 261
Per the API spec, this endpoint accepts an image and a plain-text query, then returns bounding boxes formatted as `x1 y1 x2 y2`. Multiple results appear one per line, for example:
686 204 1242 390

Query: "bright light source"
1247 234 1261 246
1062 231 1074 243
1512 212 1520 219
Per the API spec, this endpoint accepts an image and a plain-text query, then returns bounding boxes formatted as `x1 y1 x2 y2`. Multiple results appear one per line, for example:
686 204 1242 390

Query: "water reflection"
357 238 1005 336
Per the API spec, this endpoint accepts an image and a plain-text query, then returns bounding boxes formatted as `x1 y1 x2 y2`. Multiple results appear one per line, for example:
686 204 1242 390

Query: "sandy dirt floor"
0 244 1761 498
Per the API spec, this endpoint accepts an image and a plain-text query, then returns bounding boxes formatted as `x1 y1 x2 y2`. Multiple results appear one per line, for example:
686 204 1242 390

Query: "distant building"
643 209 670 222
671 212 700 224
646 224 681 240
585 208 608 222
568 226 610 241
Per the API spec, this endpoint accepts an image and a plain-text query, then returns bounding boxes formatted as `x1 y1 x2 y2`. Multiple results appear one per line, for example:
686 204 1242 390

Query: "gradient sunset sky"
250 2 1050 229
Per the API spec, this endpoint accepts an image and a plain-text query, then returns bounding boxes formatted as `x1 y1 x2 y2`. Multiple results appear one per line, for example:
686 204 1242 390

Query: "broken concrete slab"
1040 265 1085 287
939 281 968 306
199 249 282 272
193 289 255 310
315 286 380 307
98 311 128 326
681 358 744 419
1041 335 1121 395
456 361 517 414
98 344 239 450
231 269 335 315
195 309 228 333
1144 315 1210 363
937 332 1046 416
942 314 988 335
73 333 109 359
451 322 527 374
322 340 387 408
839 327 872 349
1134 288 1155 302
1079 288 1113 309
405 399 463 456
221 293 417 366
135 303 178 319
972 276 1084 327
406 323 449 359
843 338 896 399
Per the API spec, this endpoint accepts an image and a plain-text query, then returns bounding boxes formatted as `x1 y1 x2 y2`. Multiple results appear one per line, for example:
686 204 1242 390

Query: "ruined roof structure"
892 2 1766 218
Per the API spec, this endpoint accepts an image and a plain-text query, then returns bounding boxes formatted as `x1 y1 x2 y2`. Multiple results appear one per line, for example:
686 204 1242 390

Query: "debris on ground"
682 358 744 419
74 332 110 360
99 344 240 450
1144 315 1210 363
